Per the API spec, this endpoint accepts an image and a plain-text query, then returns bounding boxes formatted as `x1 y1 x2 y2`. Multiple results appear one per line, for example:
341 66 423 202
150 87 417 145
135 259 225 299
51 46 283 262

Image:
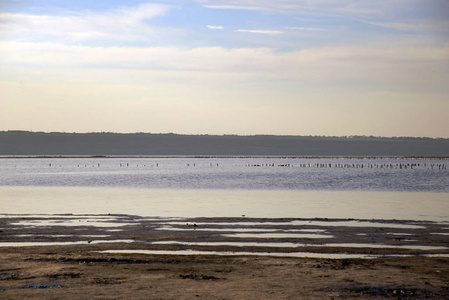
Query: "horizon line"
1 130 448 140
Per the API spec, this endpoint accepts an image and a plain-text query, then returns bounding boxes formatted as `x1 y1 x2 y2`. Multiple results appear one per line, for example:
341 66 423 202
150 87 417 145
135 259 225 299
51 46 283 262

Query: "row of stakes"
48 163 218 167
47 162 446 169
245 163 447 169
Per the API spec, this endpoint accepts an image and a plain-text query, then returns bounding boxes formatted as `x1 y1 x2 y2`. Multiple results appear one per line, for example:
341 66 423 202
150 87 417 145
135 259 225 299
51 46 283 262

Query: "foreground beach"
1 215 448 299
1 250 448 299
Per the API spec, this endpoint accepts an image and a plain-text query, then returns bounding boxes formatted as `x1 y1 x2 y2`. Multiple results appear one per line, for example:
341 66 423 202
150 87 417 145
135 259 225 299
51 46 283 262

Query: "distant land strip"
1 131 449 157
0 156 448 160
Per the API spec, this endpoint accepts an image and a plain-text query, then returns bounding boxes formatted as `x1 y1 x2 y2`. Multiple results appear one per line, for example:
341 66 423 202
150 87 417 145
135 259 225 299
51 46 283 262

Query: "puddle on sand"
425 254 449 258
156 226 279 232
150 241 448 251
156 226 326 233
99 249 379 259
12 234 110 238
151 241 307 248
221 233 334 239
387 233 414 236
167 220 425 229
321 243 448 251
290 220 425 229
9 220 136 228
286 229 327 233
0 240 135 247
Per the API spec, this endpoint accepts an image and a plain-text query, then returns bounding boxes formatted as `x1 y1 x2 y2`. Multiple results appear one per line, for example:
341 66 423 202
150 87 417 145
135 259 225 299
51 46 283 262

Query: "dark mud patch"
179 273 222 280
1 284 61 291
91 278 123 285
47 272 81 279
319 285 445 298
0 272 20 280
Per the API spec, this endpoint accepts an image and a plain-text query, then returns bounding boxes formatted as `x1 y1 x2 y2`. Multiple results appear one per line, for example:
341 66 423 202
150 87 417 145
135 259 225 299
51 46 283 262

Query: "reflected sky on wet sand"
1 187 448 221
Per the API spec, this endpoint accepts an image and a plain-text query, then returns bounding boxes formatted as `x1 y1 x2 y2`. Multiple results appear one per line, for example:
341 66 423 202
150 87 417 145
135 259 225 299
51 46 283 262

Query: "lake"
0 157 448 221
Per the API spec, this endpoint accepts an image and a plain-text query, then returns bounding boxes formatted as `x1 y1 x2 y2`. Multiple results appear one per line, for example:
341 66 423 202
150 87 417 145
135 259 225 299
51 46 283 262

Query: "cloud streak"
203 5 267 11
201 0 382 17
366 20 449 32
0 3 170 42
207 25 224 30
1 1 448 136
2 41 448 92
236 29 283 35
286 27 326 32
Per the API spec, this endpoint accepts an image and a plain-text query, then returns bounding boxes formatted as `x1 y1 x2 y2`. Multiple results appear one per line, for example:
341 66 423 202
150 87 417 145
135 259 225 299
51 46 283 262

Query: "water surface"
1 157 447 191
1 157 448 221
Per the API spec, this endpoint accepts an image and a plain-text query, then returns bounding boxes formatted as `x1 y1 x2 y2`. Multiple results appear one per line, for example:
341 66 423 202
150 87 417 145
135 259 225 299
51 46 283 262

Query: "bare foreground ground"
1 215 448 299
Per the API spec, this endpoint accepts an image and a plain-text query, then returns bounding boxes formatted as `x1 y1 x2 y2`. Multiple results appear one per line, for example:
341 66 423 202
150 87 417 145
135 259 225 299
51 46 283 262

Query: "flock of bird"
47 161 447 170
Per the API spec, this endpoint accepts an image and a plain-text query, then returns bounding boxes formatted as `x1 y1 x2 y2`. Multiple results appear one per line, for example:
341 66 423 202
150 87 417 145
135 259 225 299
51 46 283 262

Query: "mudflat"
1 249 448 299
1 215 448 299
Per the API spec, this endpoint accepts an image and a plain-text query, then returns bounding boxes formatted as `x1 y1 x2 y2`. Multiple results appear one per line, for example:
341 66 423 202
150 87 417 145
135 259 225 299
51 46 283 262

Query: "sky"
0 0 448 137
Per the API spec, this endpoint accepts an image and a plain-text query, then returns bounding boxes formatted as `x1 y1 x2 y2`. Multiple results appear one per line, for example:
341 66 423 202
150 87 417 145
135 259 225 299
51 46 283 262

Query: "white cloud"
1 1 448 136
236 29 283 35
207 25 224 30
2 41 448 92
0 3 170 42
1 40 449 136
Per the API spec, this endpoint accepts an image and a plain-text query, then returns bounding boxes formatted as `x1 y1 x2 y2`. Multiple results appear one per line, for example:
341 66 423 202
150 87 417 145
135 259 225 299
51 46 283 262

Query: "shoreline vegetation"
2 131 449 156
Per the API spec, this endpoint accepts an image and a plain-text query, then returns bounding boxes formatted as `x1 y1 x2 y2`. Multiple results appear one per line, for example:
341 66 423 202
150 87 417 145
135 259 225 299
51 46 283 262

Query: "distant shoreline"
1 155 449 159
2 131 449 156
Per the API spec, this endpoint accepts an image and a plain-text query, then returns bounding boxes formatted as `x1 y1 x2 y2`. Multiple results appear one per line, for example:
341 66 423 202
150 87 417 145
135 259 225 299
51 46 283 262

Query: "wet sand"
1 215 448 299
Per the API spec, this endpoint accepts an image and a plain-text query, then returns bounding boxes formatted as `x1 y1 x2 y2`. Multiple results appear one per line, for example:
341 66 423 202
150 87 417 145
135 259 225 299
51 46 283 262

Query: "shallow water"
166 220 427 229
0 157 448 221
221 233 333 239
0 157 447 191
150 241 447 251
320 243 448 250
2 214 447 258
1 187 448 221
9 219 136 228
0 240 134 247
98 249 397 259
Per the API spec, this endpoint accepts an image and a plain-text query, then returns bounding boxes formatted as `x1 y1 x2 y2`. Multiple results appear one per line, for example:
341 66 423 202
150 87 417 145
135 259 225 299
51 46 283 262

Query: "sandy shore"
1 215 448 299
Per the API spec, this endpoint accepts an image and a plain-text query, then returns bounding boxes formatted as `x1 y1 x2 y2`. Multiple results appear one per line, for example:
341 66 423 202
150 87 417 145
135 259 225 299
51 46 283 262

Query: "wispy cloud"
365 20 449 33
207 25 224 30
1 1 448 137
203 5 267 11
0 3 170 42
201 0 382 17
3 41 448 88
236 29 283 35
286 27 326 32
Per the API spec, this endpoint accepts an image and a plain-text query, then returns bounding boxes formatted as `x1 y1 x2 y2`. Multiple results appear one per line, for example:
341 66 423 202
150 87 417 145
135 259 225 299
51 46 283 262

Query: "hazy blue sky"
1 0 448 137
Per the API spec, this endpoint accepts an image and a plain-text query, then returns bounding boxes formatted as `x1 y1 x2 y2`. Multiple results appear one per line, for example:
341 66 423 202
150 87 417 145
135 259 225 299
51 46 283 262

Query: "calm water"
1 157 448 191
0 157 448 220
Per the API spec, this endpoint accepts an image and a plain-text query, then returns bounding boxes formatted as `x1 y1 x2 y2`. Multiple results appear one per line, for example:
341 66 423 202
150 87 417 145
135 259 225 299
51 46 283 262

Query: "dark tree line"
1 131 448 156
